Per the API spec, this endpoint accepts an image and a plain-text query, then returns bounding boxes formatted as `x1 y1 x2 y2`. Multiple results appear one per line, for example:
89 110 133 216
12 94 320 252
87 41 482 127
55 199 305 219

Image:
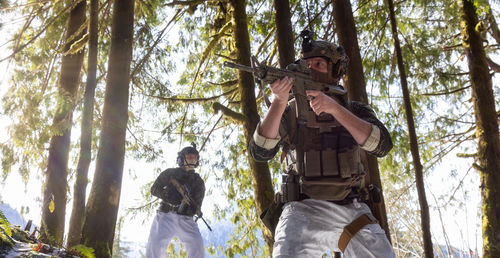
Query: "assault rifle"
224 56 346 124
169 178 212 231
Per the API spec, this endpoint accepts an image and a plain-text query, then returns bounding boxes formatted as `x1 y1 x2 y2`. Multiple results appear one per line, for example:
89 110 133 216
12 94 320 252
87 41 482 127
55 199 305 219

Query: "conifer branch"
0 0 53 11
131 9 184 77
212 102 245 123
0 1 81 62
421 85 471 96
144 88 237 103
207 79 238 88
165 0 220 7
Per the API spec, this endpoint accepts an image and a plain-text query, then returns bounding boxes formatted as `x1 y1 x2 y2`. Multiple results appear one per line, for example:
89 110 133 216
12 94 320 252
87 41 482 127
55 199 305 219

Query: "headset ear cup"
177 152 183 167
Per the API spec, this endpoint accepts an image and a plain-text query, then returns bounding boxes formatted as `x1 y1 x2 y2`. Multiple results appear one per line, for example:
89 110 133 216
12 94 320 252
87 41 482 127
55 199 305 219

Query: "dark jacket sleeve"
151 169 183 204
351 101 393 157
150 169 171 200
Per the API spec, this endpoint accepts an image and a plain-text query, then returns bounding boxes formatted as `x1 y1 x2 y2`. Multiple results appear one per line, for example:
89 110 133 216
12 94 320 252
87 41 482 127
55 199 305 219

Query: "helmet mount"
299 29 349 85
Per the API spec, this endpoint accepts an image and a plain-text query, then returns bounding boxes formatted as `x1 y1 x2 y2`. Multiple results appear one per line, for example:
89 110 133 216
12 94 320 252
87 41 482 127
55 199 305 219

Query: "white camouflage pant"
273 199 395 258
146 211 205 258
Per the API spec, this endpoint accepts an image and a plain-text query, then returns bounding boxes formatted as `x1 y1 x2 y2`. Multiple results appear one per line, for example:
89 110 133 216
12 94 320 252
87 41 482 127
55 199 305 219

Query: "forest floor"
0 225 87 258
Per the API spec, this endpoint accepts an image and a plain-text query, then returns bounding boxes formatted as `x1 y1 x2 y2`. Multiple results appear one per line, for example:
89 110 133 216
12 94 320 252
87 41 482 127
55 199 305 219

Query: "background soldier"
146 143 206 258
249 31 395 257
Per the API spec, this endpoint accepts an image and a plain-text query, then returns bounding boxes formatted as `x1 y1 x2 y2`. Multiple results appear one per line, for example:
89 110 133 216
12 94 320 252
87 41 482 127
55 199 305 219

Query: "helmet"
299 30 349 82
176 142 200 168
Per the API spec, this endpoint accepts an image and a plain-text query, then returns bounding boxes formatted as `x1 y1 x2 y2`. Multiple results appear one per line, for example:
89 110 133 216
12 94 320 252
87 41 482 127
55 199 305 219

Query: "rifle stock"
224 56 346 124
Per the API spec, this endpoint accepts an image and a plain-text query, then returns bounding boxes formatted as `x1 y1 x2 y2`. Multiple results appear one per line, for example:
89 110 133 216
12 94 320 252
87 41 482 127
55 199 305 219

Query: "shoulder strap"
338 213 378 253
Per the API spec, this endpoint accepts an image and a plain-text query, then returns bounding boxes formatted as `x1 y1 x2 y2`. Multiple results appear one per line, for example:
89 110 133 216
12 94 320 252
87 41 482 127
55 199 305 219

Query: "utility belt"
159 202 193 216
279 173 382 205
298 193 359 205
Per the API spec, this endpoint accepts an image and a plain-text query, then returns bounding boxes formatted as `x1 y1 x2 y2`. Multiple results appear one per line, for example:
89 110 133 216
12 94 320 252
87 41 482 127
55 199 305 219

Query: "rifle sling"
338 213 378 253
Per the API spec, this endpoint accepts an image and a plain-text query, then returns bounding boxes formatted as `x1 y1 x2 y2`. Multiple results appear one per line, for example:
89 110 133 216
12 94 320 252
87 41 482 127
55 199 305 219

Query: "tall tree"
460 1 500 257
39 0 87 246
67 0 99 248
386 0 434 257
274 0 295 68
332 0 392 241
229 0 275 252
81 0 134 256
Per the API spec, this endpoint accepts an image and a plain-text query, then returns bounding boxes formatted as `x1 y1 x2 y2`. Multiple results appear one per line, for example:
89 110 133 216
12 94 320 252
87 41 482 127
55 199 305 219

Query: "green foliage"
0 210 14 250
67 245 96 258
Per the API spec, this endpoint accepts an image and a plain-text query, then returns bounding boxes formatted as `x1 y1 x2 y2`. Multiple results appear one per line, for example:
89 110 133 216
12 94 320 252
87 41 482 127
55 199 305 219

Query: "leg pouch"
260 193 284 237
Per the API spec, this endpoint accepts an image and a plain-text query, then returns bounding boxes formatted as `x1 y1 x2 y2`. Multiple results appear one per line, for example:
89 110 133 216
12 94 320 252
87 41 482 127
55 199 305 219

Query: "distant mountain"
0 203 26 228
436 244 479 258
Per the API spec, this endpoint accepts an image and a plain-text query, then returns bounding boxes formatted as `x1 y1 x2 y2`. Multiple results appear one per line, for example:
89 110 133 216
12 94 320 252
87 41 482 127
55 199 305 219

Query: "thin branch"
199 115 223 153
131 9 184 77
421 85 471 96
144 88 238 103
127 198 159 211
436 71 469 77
441 43 462 51
207 79 238 88
255 27 276 58
486 56 500 73
164 0 219 7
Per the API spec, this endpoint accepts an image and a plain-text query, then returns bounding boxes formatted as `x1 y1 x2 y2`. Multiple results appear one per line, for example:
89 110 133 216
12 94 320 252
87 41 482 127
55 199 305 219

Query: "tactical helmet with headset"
176 142 199 168
299 30 349 84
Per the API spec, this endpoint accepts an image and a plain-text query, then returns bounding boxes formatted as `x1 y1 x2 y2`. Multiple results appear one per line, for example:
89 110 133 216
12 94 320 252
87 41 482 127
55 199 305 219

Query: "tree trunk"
81 0 134 256
230 0 275 253
39 0 86 247
332 0 392 242
386 0 434 257
487 5 500 45
67 0 99 248
460 1 500 257
274 0 295 68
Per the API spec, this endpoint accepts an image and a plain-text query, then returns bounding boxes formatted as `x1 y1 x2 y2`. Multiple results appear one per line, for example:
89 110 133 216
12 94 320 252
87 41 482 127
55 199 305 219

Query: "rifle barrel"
223 61 255 73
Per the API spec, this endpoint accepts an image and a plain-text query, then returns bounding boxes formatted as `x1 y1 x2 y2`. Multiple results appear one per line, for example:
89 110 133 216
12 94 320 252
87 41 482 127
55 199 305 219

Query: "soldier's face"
306 57 328 73
184 153 198 166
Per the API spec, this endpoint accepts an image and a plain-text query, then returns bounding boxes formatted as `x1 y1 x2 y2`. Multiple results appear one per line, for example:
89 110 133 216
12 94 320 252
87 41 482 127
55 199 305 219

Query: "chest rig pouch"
285 101 365 201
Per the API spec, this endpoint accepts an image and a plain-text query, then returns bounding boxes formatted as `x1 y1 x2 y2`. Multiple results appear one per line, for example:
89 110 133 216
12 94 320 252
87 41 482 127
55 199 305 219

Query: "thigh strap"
338 213 378 253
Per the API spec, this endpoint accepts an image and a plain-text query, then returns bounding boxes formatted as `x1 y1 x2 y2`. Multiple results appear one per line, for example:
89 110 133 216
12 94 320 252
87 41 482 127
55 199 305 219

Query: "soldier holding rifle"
146 143 207 258
238 30 395 257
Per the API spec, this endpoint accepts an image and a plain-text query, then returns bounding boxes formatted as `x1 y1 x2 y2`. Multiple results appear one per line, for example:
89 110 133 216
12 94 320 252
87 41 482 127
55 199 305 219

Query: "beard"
310 69 338 85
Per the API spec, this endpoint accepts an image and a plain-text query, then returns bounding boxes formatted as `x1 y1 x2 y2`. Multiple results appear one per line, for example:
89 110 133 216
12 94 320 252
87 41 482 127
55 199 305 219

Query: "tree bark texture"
39 0 86 247
67 0 99 248
230 0 275 253
460 1 500 257
81 0 134 256
274 0 295 68
332 0 367 103
332 0 392 242
386 0 434 257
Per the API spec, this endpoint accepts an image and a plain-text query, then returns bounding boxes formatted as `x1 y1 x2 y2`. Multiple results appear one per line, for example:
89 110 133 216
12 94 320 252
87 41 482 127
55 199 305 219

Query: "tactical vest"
284 99 365 201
